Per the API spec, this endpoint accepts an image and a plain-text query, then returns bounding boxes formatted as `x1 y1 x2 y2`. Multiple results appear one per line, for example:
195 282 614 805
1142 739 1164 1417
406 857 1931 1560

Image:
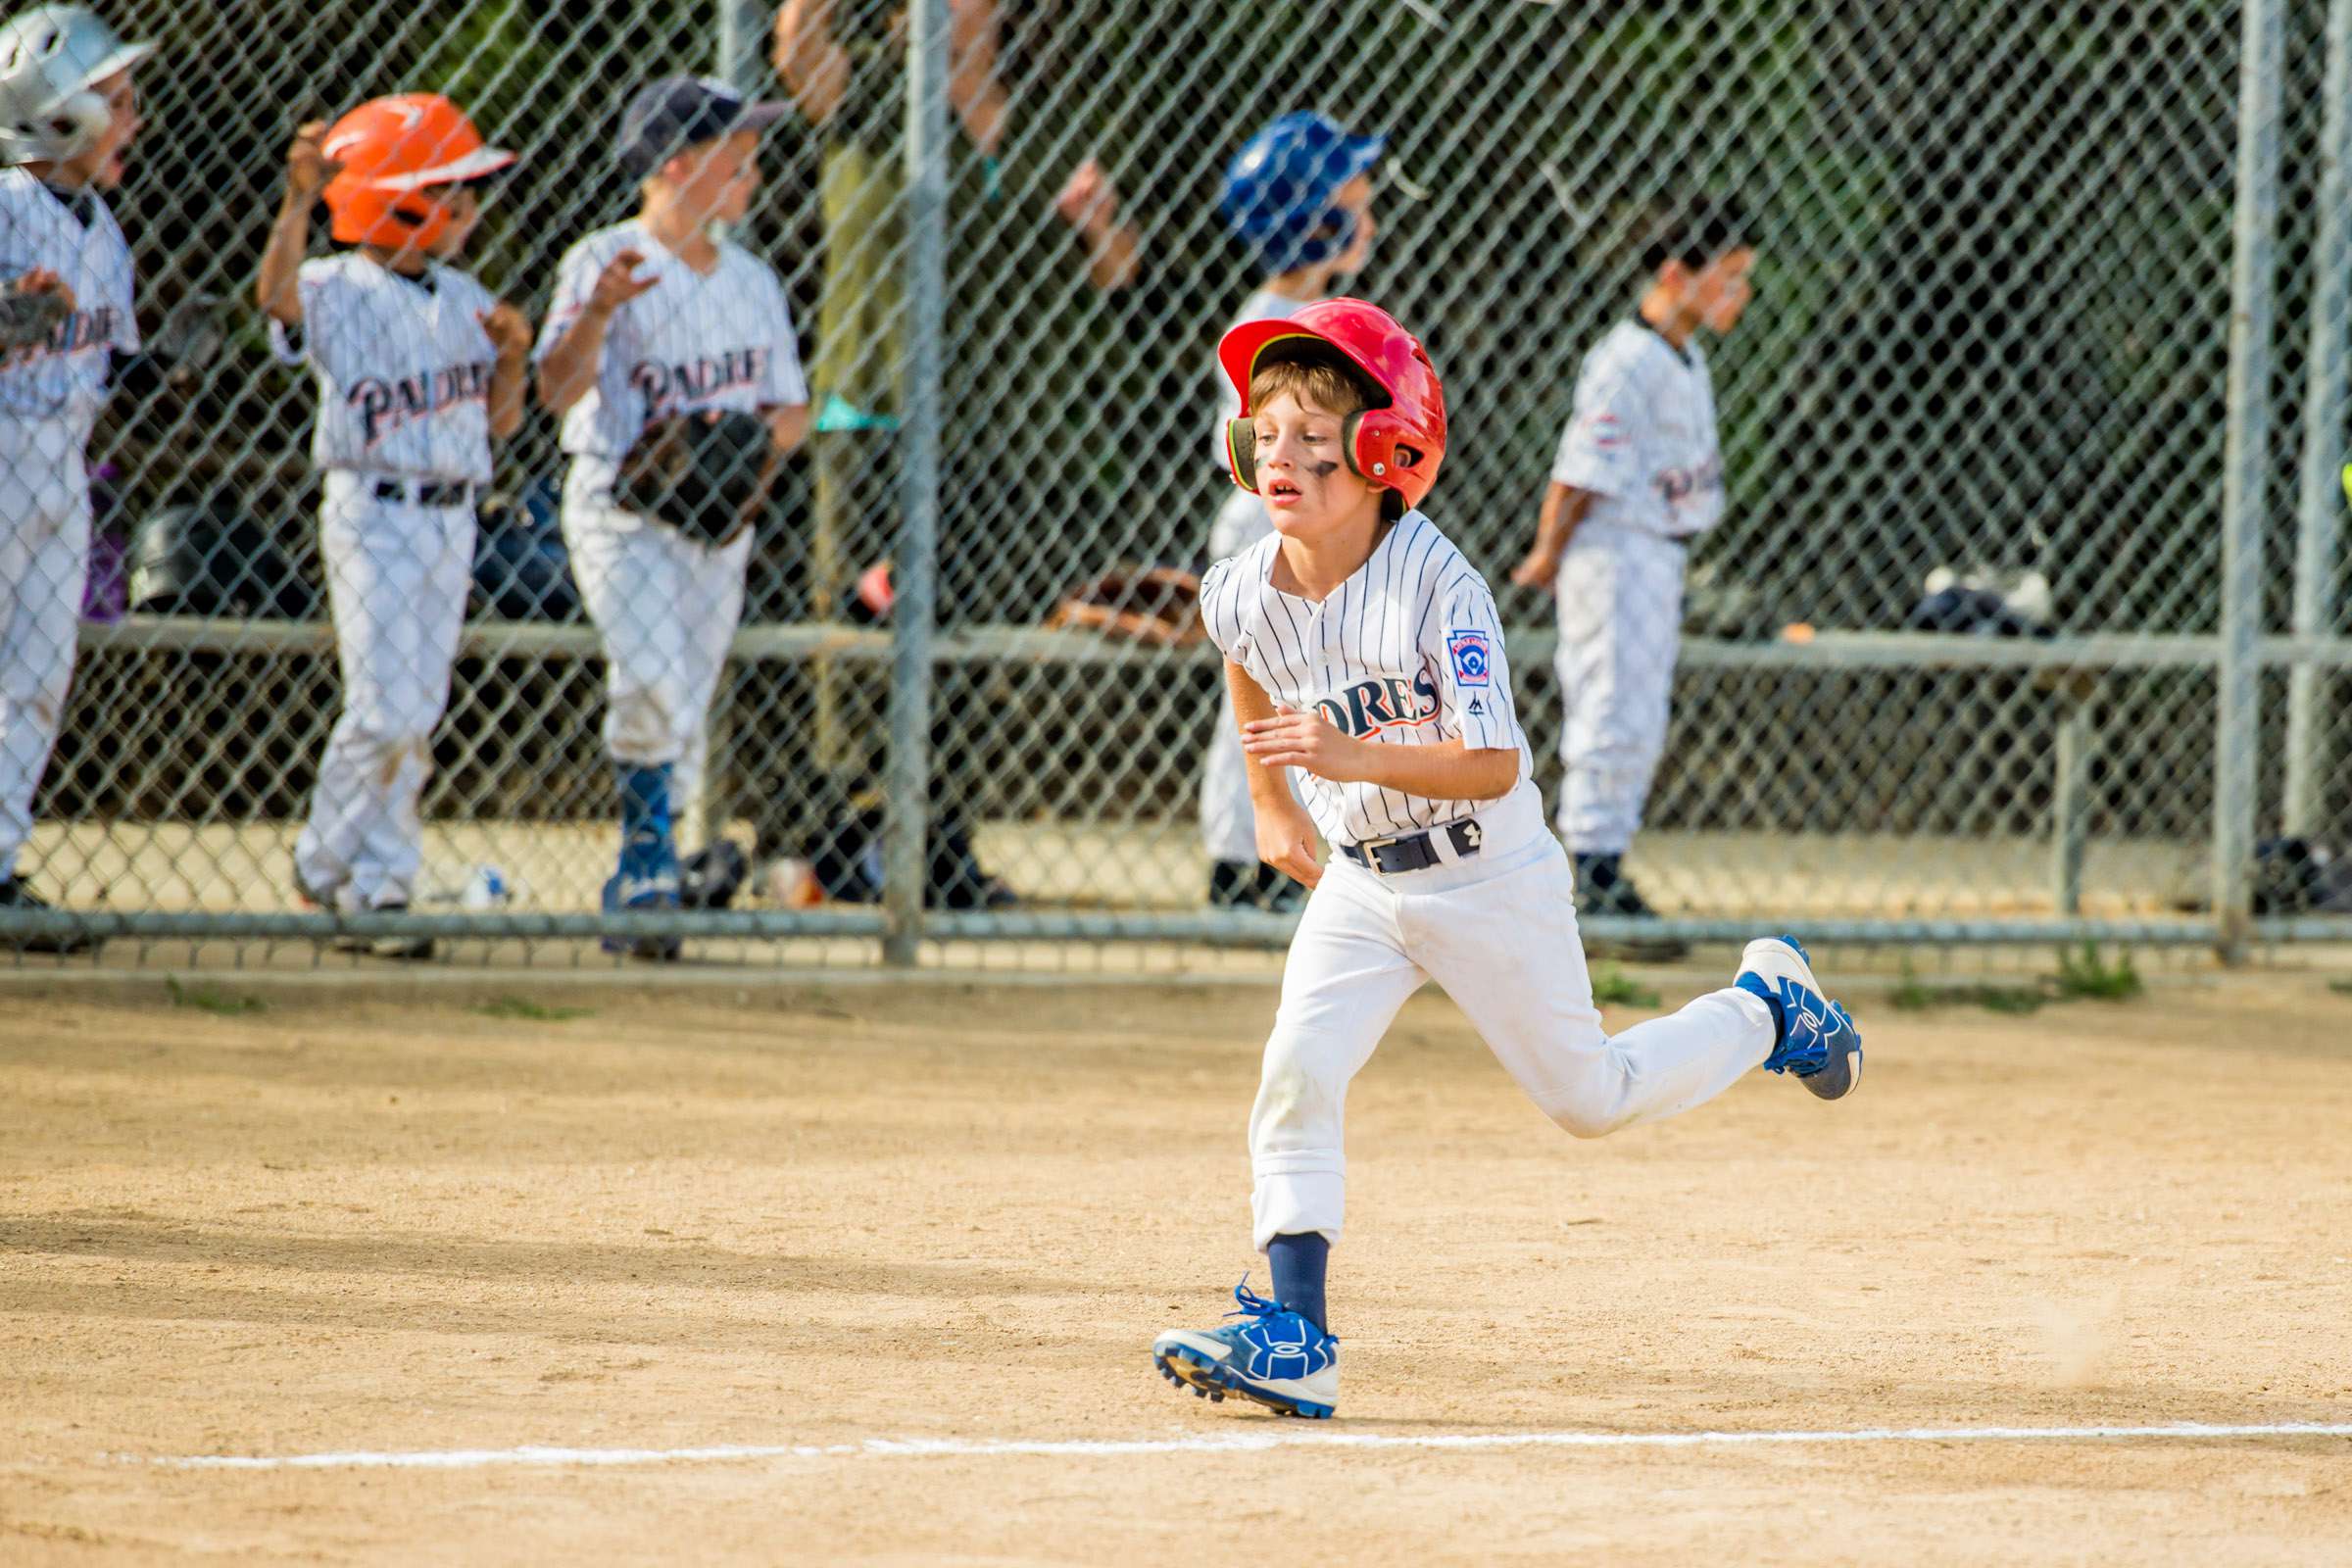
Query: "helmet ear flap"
1341 410 1368 479
1225 418 1258 491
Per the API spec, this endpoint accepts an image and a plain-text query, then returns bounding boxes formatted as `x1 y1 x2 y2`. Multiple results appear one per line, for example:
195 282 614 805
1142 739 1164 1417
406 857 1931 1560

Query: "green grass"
164 975 265 1016
473 996 593 1023
2328 978 2352 998
2052 942 2143 1001
1888 944 2142 1014
1589 965 1661 1008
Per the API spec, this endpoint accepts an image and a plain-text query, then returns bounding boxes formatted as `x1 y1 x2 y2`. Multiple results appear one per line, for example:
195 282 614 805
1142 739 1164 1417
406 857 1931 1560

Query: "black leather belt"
370 477 474 508
1342 818 1488 875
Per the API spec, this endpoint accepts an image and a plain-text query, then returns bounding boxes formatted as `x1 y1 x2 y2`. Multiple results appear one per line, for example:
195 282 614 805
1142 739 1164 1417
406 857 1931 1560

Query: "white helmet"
0 6 149 165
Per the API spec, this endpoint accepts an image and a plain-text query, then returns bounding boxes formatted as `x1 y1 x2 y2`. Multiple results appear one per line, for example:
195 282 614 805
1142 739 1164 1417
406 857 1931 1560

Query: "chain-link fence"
3 0 2348 966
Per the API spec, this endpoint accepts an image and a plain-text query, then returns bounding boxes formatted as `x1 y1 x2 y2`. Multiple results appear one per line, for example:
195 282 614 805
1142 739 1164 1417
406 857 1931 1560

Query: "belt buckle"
1356 834 1401 873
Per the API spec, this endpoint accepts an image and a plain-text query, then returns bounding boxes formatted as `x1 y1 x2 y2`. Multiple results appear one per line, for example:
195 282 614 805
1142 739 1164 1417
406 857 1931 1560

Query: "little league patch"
1447 628 1491 686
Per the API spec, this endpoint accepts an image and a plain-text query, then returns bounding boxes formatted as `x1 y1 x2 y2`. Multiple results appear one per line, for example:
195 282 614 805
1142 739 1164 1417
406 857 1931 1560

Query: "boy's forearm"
1353 739 1518 804
534 311 608 413
255 197 309 324
1225 659 1298 808
487 354 527 439
1530 482 1592 563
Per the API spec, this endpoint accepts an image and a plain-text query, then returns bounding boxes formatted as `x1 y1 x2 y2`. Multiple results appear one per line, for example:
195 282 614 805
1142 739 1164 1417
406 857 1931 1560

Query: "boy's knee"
1542 1094 1633 1141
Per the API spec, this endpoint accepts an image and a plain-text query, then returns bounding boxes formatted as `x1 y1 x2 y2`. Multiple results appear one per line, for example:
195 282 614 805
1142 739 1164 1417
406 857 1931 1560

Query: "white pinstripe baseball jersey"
534 220 807 465
1198 510 1533 848
1550 318 1724 542
268 254 501 482
0 168 137 429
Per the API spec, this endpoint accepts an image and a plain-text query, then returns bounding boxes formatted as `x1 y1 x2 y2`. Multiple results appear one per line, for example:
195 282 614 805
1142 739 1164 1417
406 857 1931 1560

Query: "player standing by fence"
1512 196 1755 957
260 95 529 959
1199 111 1382 913
535 77 809 962
0 4 144 954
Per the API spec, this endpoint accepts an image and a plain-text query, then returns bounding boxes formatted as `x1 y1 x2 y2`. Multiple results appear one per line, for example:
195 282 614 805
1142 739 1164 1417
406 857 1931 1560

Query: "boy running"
1152 298 1859 1420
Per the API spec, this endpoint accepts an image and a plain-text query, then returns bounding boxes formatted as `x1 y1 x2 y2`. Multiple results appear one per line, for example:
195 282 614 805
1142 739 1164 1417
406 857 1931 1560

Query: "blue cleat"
1737 935 1863 1101
1152 1278 1339 1419
601 853 682 963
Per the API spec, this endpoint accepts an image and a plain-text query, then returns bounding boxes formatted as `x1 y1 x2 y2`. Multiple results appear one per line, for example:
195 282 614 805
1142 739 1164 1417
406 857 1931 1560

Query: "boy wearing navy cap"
535 78 810 960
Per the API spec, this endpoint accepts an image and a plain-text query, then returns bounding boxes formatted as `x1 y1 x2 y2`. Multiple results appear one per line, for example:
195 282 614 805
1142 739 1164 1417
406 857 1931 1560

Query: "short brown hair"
1247 340 1385 420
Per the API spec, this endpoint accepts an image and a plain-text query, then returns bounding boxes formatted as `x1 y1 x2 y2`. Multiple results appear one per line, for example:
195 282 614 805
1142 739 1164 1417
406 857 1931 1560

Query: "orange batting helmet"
319 94 514 253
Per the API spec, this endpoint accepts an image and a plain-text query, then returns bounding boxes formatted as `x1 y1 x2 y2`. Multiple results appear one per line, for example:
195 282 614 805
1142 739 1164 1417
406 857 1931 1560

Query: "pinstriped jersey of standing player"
269 255 502 482
0 166 135 426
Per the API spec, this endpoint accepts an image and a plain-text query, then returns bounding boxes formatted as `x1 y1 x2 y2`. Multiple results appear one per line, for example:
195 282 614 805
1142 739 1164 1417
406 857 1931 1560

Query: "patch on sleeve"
1447 628 1492 688
1581 413 1627 449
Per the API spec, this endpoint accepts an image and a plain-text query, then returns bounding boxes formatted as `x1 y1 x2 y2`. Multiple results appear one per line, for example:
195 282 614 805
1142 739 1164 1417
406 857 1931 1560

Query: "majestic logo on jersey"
1446 629 1491 688
1314 669 1441 740
350 361 495 445
1580 412 1628 450
628 347 772 417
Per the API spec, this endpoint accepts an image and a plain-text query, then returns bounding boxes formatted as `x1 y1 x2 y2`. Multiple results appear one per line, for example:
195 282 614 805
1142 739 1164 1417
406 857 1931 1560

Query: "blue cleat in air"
1152 1278 1339 1419
601 831 682 963
1737 935 1863 1101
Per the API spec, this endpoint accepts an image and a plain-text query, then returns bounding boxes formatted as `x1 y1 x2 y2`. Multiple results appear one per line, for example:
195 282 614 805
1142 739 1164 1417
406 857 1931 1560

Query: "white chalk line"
141 1421 2352 1472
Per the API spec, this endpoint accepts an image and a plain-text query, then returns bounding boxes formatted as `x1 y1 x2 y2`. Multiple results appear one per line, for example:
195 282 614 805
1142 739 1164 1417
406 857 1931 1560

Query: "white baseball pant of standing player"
0 5 148 949
275 255 505 919
1549 318 1723 878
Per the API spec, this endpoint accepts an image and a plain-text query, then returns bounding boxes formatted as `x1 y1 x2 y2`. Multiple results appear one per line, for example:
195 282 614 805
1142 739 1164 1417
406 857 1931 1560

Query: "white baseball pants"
1553 523 1690 855
1249 790 1773 1250
295 473 475 910
561 496 750 827
0 428 89 883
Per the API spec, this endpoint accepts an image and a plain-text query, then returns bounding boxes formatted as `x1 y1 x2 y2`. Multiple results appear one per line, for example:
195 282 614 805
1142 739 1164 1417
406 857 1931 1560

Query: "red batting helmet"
320 94 513 253
1219 297 1448 512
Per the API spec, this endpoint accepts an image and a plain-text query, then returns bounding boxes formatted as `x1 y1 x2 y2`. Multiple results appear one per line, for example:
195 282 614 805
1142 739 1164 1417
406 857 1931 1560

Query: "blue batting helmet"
1218 112 1385 275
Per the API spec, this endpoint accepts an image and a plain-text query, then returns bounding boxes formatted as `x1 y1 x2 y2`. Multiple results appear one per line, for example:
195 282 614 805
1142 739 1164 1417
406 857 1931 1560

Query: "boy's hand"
587 249 659 316
1253 797 1323 891
1245 706 1371 783
1053 157 1119 234
286 121 340 202
1508 547 1560 593
477 301 532 361
11 268 74 311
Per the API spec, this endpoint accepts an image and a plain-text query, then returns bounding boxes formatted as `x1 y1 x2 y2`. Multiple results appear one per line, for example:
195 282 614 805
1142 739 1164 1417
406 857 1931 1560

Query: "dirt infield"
4 970 2349 1564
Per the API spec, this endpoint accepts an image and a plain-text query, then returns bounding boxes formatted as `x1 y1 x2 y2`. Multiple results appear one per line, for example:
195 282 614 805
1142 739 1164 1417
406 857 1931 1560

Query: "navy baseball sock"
1736 971 1789 1043
616 763 677 885
1266 1232 1330 1334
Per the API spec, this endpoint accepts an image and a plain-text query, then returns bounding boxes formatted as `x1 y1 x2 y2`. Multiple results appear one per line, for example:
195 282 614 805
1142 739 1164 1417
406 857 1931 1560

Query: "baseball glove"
1044 565 1204 647
616 409 780 546
0 285 71 353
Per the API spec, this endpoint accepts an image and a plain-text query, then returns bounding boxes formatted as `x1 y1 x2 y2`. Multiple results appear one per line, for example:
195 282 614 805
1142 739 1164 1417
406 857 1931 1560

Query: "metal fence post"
883 0 950 966
2287 0 2352 835
2215 0 2287 962
716 0 766 90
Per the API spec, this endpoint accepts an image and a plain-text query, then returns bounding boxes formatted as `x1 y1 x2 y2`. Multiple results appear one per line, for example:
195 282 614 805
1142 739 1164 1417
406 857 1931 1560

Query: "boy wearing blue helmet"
1200 111 1383 912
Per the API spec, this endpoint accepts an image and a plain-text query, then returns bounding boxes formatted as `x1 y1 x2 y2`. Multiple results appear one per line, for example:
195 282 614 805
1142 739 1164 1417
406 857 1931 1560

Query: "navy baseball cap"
617 76 790 176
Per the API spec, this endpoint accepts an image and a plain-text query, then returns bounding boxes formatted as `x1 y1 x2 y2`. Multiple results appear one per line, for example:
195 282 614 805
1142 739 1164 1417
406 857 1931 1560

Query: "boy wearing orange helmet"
257 93 531 958
1149 299 1861 1420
